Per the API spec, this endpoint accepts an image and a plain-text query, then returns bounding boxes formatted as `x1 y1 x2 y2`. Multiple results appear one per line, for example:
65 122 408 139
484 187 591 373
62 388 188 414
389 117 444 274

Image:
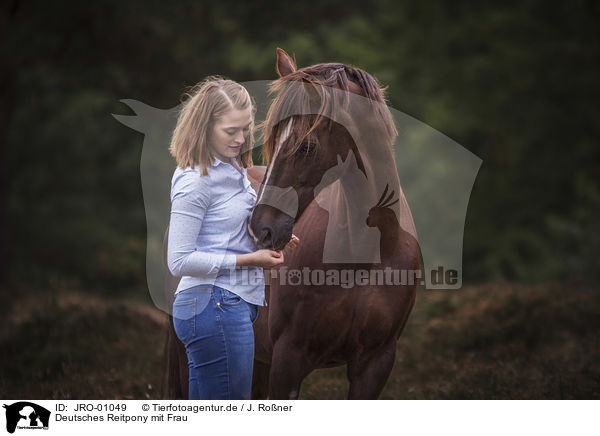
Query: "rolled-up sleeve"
166 177 237 277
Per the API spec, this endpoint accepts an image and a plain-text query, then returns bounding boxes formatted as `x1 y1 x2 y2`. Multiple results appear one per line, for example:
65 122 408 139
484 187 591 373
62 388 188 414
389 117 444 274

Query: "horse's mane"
258 63 398 165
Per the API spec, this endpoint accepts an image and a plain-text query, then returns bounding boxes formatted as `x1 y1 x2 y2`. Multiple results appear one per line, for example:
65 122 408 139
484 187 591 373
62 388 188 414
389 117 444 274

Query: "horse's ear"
276 48 296 77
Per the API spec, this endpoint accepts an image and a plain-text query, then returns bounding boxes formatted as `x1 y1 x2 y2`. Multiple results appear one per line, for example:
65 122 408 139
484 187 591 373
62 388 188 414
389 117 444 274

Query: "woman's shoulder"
171 166 213 200
172 165 213 184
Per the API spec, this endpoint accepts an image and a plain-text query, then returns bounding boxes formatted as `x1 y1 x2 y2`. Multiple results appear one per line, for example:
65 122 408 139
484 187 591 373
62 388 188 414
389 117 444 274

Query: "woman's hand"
285 234 300 250
236 249 284 268
253 249 285 268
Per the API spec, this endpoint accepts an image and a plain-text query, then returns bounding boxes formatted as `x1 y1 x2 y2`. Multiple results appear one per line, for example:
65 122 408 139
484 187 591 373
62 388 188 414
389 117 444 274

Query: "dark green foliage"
1 1 598 287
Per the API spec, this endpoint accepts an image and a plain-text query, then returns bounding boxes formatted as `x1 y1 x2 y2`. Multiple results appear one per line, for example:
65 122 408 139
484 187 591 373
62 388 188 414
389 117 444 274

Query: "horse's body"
252 200 419 399
164 49 420 399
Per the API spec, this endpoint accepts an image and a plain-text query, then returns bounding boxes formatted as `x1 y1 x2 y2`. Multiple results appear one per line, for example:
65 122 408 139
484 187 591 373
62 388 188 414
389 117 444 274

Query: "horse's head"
250 48 397 250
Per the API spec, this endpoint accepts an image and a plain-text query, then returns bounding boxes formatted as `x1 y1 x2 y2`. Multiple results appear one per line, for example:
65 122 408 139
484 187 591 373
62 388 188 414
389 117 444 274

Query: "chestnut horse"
164 49 420 399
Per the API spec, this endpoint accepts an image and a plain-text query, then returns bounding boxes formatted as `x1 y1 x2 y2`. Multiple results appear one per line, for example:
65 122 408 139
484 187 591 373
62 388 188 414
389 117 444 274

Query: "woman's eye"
226 128 250 136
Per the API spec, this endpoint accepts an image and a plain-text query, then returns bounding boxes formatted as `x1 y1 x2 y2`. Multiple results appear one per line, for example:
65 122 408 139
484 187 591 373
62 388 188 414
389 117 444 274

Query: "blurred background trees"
2 0 599 295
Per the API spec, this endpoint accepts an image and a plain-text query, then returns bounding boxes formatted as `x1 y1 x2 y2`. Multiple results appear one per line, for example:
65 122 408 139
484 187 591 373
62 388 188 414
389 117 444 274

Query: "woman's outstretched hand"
238 233 298 268
253 249 285 268
285 234 300 250
236 249 284 268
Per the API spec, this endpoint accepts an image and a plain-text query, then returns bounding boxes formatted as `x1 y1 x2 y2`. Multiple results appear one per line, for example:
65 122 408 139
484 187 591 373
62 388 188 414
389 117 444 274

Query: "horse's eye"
297 141 316 156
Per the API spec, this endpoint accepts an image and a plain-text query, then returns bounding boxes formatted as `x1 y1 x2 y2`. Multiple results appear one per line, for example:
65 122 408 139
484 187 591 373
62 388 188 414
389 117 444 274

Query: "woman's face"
209 108 253 162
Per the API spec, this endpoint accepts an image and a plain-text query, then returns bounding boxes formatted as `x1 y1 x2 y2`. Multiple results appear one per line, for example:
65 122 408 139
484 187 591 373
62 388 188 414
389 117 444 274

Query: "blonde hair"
169 76 255 175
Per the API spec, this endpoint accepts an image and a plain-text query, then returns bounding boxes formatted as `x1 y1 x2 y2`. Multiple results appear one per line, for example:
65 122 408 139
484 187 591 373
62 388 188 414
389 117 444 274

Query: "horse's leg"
251 359 270 399
162 227 188 399
268 340 312 400
346 342 397 399
163 315 188 399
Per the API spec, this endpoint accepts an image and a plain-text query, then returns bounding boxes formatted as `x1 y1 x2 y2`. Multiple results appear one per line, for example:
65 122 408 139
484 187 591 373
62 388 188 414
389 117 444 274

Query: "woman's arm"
236 250 284 267
167 177 285 276
167 191 237 277
168 206 285 274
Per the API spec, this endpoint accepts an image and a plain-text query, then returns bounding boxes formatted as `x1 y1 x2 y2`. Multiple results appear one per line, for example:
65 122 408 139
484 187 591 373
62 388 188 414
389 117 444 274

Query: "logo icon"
3 402 50 434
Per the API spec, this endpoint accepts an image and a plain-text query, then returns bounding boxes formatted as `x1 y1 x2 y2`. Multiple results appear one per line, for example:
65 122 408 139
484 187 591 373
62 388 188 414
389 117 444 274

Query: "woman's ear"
276 48 296 77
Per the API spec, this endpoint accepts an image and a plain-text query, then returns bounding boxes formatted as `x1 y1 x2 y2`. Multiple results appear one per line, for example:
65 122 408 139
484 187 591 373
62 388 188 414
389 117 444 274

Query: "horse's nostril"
258 228 272 248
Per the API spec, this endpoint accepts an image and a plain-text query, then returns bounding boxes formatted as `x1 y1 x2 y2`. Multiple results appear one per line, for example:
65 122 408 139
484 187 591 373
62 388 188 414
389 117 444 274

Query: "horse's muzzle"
250 204 294 251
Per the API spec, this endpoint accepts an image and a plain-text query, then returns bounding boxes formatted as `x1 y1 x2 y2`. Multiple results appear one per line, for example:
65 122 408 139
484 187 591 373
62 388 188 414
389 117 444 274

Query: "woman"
166 77 297 400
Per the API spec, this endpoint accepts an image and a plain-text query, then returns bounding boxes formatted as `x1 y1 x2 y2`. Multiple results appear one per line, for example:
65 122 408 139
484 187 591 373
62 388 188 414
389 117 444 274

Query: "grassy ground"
0 283 598 399
300 283 599 399
0 285 167 399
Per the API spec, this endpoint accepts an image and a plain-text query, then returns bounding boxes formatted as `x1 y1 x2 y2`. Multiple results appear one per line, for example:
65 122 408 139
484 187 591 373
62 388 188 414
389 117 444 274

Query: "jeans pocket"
248 302 259 324
220 288 244 306
173 298 196 344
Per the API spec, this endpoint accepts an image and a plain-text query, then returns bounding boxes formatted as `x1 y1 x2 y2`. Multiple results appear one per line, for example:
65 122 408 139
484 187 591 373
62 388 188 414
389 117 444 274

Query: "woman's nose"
234 131 245 144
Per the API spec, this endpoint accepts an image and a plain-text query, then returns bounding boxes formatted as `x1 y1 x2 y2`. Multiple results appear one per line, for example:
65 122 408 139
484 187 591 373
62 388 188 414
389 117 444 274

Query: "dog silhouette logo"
3 402 50 433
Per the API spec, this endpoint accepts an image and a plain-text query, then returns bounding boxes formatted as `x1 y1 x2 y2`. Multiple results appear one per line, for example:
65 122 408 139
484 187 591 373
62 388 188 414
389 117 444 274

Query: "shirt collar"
212 157 244 172
212 157 227 167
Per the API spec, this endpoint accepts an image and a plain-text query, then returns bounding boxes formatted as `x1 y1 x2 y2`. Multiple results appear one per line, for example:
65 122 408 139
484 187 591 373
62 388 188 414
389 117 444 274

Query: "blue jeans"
172 284 259 400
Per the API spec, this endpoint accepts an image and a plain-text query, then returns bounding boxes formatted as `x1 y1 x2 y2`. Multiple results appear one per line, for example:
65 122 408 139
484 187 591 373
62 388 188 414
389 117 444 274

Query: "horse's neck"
316 173 382 264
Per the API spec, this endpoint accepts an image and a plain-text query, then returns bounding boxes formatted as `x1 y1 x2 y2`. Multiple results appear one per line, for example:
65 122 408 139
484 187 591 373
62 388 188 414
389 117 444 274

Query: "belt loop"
212 285 223 305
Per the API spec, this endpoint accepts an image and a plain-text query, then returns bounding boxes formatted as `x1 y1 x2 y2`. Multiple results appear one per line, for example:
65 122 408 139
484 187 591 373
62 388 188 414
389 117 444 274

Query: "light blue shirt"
167 157 266 306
